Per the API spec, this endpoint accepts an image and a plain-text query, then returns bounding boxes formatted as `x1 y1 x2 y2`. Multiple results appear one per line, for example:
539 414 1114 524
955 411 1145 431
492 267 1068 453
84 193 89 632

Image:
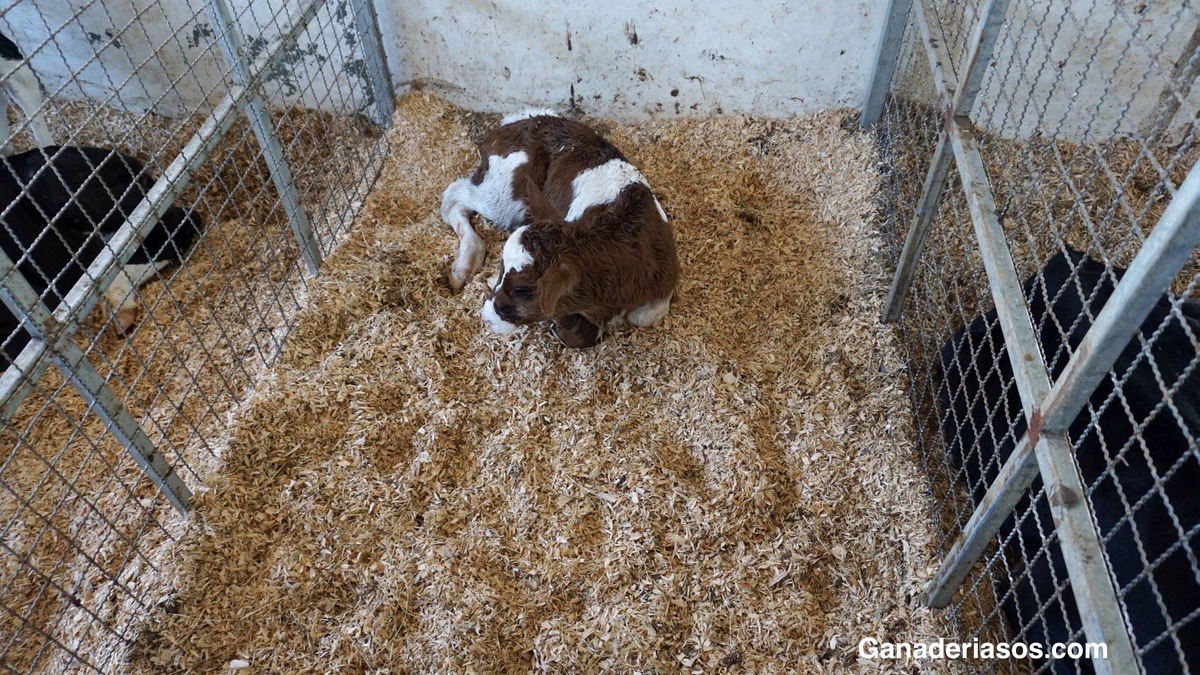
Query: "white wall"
376 0 882 120
3 0 1195 143
375 0 1197 142
2 0 220 117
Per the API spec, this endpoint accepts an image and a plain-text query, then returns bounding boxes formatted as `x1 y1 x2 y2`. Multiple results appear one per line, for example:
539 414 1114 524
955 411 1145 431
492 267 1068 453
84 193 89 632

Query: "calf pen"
868 0 1200 672
2 3 956 668
1 0 1198 672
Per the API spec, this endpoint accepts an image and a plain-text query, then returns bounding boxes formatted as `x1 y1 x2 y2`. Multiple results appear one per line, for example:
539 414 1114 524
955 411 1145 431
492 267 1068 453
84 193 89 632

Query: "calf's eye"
512 286 534 300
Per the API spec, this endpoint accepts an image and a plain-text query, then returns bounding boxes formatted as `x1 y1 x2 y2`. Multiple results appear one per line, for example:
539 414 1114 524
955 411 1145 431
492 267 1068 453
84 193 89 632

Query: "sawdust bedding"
124 92 960 673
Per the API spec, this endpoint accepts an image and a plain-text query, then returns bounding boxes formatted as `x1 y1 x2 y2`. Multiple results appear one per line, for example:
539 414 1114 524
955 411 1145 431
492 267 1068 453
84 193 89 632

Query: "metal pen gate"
864 0 1199 672
0 0 392 668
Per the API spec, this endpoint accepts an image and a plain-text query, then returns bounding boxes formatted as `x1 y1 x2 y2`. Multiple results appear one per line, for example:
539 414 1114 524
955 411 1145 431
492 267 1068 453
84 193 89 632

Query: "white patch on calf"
475 151 530 231
481 298 519 334
628 295 672 327
566 159 655 222
483 227 536 336
103 261 171 331
442 151 531 233
500 109 559 126
104 261 170 306
440 178 476 237
103 269 135 315
440 151 529 289
501 226 534 274
490 225 533 297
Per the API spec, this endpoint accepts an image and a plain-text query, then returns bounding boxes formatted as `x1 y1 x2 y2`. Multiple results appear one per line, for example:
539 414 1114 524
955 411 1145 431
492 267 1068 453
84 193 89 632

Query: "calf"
940 247 1200 673
0 146 200 365
440 110 679 348
0 31 53 155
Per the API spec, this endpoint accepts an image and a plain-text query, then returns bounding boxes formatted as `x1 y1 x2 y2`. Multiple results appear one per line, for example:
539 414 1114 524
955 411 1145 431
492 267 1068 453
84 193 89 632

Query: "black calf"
940 246 1200 673
0 146 200 365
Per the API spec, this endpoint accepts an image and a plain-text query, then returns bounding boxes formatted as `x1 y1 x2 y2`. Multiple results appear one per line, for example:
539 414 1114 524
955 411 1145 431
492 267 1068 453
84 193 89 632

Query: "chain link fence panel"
0 0 391 668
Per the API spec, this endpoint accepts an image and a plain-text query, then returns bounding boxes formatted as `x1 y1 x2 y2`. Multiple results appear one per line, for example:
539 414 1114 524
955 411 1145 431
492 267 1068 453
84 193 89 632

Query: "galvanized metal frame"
923 159 1200 663
863 0 1195 670
946 118 1139 671
1039 165 1200 435
349 0 396 129
0 0 394 514
880 0 956 323
0 252 192 513
861 0 914 129
882 0 1010 323
207 0 323 275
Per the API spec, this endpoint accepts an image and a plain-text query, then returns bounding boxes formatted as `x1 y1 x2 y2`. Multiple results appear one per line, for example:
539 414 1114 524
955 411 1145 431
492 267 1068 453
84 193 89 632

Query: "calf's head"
482 224 578 333
481 177 578 333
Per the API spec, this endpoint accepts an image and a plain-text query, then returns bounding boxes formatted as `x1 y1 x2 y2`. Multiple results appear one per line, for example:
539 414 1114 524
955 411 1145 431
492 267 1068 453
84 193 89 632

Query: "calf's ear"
524 175 564 223
539 263 578 316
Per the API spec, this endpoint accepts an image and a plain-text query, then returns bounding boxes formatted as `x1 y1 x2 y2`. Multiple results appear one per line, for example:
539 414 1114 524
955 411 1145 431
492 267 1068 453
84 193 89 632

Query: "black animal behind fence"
940 247 1200 673
0 146 200 364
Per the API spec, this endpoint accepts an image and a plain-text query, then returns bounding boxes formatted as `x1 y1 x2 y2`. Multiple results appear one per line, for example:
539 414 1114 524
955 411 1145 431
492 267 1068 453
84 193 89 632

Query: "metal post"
861 0 914 128
0 346 53 420
950 121 1049 415
948 0 1011 118
349 0 395 128
1034 433 1139 673
913 0 959 105
0 254 191 513
880 0 959 323
924 435 1040 607
51 341 192 513
882 136 953 323
208 0 323 275
0 0 328 437
927 117 1140 674
881 0 1009 322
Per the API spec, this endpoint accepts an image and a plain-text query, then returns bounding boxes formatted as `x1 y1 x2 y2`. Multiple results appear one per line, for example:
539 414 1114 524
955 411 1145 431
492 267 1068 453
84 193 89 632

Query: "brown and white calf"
440 110 679 348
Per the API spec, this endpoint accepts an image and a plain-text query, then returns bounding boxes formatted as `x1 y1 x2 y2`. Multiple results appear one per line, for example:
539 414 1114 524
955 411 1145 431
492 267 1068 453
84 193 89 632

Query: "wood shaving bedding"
123 92 957 673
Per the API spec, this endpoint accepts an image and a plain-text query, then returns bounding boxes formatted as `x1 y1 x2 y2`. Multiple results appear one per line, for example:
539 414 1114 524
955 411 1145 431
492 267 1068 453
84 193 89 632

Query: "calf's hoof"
449 262 482 293
551 314 601 349
447 267 470 293
449 237 486 293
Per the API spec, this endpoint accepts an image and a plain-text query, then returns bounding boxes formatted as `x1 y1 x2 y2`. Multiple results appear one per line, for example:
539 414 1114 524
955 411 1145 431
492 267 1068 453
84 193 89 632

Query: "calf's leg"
551 313 601 349
627 295 672 327
440 178 486 292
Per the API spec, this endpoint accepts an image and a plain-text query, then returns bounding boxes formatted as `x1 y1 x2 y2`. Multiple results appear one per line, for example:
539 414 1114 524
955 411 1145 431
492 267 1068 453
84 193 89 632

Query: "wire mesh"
878 0 1200 672
0 0 390 669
